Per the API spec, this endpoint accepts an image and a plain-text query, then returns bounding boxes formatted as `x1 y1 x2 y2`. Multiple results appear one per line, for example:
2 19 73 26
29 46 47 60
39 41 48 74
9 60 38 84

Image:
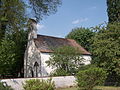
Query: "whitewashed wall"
41 53 91 76
40 53 54 76
81 55 91 65
1 76 76 90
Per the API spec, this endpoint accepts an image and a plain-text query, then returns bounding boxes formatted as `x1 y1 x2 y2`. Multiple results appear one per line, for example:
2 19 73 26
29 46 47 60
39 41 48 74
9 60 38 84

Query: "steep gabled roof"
34 34 91 55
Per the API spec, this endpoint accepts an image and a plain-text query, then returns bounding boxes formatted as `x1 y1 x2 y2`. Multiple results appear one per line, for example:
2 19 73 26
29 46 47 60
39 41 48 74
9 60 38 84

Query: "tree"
0 30 28 78
66 27 95 51
107 0 120 23
0 0 27 41
91 23 120 85
27 0 61 21
0 0 61 42
8 30 28 77
0 0 61 78
46 46 84 76
0 39 17 78
0 0 61 40
76 67 107 90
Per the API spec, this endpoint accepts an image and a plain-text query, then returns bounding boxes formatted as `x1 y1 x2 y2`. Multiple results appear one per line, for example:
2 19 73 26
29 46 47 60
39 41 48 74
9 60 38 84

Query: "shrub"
23 78 55 90
78 64 96 71
76 67 107 90
0 81 13 90
50 69 70 76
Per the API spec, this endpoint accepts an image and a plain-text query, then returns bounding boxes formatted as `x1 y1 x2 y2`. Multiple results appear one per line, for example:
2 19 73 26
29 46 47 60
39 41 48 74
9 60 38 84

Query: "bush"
76 67 107 90
50 69 70 76
78 64 96 71
23 78 55 90
0 81 13 90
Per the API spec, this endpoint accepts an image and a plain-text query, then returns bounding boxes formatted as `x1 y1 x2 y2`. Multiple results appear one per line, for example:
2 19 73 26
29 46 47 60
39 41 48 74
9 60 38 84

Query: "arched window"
34 62 39 77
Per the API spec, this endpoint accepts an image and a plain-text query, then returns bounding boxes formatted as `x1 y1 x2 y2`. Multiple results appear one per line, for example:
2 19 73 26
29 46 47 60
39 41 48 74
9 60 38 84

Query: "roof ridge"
37 34 70 40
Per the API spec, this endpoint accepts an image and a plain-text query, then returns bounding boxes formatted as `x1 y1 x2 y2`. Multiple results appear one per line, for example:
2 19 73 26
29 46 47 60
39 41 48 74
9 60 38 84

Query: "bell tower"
28 19 37 40
24 19 42 77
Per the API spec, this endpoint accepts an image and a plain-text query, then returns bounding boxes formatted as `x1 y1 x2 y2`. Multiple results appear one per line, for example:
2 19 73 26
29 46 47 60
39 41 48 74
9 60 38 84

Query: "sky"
37 0 108 38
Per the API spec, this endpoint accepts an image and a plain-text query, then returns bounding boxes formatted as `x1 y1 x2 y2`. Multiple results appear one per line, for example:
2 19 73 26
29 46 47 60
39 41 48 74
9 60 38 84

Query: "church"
24 19 91 77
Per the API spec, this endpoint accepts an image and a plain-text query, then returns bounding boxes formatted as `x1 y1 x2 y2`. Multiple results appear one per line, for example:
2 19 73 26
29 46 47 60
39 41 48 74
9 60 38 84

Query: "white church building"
24 19 91 77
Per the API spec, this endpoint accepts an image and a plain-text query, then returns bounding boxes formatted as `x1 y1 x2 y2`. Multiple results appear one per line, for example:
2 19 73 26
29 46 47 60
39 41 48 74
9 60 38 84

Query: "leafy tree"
0 0 27 41
27 0 61 21
0 0 61 42
0 0 61 40
8 30 28 77
76 67 107 90
0 30 28 78
0 39 17 78
66 27 95 51
46 46 84 76
91 23 120 85
107 0 120 23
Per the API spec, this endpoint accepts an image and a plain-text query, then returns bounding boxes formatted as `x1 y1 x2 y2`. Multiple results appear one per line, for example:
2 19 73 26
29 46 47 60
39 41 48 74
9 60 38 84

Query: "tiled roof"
34 34 91 55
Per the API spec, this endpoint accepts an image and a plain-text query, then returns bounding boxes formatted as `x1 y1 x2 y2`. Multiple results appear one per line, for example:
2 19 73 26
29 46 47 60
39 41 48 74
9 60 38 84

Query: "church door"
34 62 39 77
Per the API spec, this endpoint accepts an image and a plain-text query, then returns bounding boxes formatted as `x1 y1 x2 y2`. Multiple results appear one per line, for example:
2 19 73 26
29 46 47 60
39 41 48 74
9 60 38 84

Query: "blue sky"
37 0 108 38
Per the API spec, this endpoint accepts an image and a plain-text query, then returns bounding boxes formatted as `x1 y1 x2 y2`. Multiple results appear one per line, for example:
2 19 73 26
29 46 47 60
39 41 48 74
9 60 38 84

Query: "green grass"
56 86 120 90
95 86 120 90
56 87 78 90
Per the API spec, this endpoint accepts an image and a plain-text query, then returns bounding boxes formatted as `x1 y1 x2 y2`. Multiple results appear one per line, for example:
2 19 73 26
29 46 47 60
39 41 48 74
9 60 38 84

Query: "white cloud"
72 18 88 24
72 19 80 24
37 24 45 30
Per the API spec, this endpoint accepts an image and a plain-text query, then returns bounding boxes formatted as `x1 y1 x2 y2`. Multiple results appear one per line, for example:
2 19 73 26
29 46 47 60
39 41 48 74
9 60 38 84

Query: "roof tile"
34 34 91 55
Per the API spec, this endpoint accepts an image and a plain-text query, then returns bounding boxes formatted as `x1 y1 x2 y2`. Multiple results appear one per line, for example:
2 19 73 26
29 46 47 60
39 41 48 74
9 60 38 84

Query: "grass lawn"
56 87 78 90
56 86 120 90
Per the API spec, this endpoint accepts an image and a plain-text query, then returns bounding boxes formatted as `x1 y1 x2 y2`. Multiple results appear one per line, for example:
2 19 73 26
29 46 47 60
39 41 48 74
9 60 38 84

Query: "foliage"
9 30 28 77
66 27 95 51
50 69 70 76
23 79 55 90
0 0 61 38
76 67 107 90
0 81 13 90
0 39 17 78
0 0 27 40
0 0 61 39
91 23 120 85
107 0 120 23
0 30 28 78
46 46 84 76
0 0 27 77
0 1 27 77
27 0 61 21
78 64 96 71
